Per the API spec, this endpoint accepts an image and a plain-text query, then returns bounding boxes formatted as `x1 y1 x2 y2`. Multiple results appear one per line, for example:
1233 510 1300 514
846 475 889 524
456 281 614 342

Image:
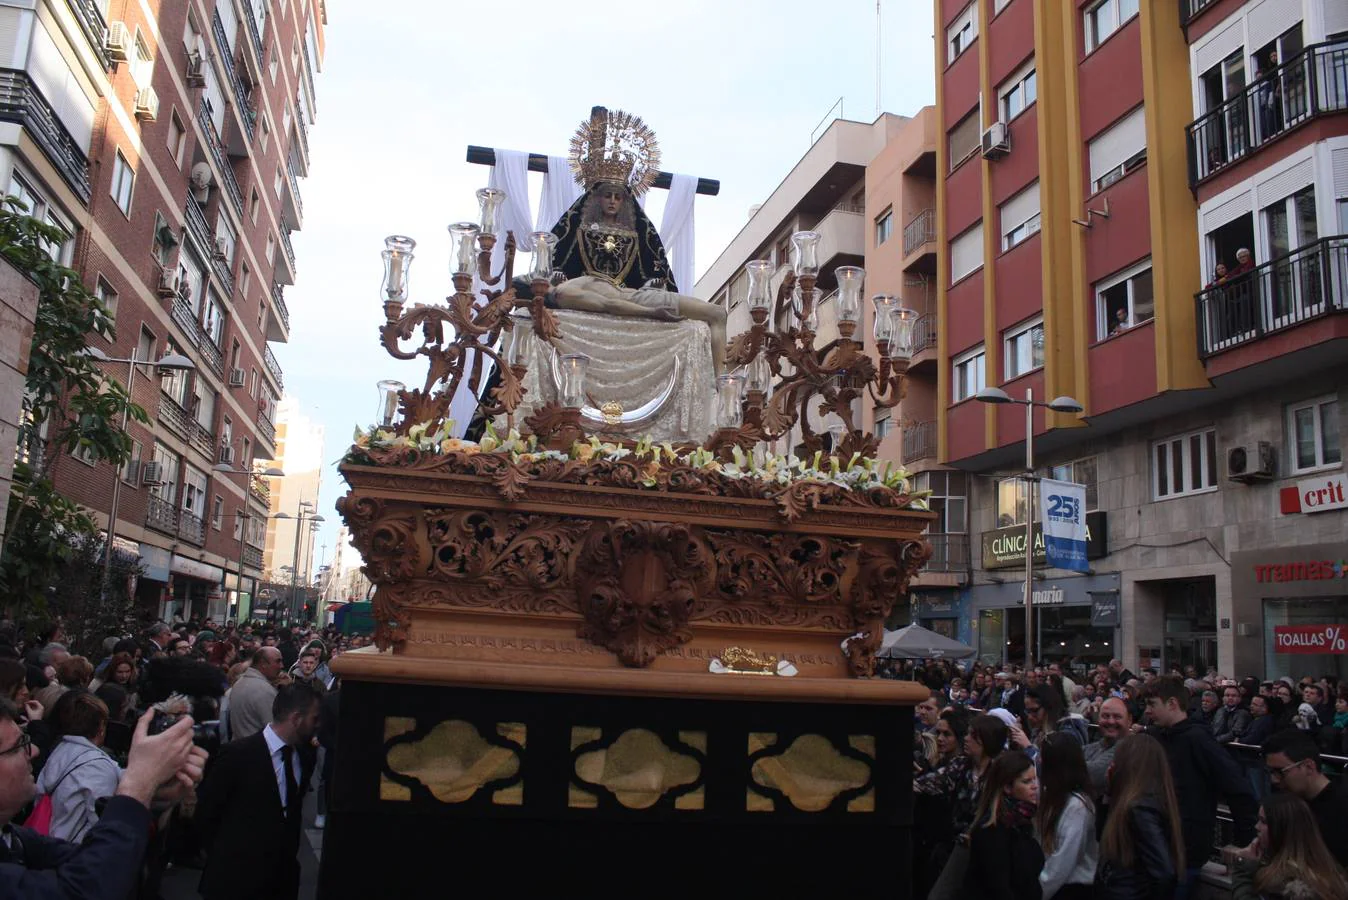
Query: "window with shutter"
950 223 984 283
1088 106 1147 192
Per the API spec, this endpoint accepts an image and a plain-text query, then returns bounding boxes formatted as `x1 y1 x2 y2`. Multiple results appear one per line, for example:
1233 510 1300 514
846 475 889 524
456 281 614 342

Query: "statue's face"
597 185 624 218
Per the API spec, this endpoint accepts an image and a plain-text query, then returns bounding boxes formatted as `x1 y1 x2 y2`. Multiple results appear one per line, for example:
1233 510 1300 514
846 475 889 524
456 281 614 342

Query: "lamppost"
974 386 1084 670
213 463 284 622
276 502 323 624
82 346 196 598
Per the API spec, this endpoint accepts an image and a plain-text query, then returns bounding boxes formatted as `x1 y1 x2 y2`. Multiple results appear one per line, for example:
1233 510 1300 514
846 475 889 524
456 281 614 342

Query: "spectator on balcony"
1109 307 1130 336
1205 261 1229 289
1230 247 1256 277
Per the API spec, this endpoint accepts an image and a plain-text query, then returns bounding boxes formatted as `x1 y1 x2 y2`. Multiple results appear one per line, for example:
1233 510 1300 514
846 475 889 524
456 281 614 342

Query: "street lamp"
83 346 196 599
275 503 324 623
213 463 284 621
975 386 1083 670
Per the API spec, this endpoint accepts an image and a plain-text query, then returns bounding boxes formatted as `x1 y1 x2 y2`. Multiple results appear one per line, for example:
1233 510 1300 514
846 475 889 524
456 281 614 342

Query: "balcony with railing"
159 394 216 459
256 410 276 447
197 100 244 215
1187 41 1348 186
243 0 265 63
1195 235 1348 360
902 420 936 465
284 156 304 223
263 344 284 391
146 495 177 534
924 533 970 573
813 201 865 271
66 0 111 70
213 9 254 141
185 196 212 257
249 472 271 506
0 70 91 201
170 297 201 348
1177 0 1220 26
277 227 297 283
242 544 264 570
902 208 936 257
909 313 939 372
268 283 290 341
177 509 205 545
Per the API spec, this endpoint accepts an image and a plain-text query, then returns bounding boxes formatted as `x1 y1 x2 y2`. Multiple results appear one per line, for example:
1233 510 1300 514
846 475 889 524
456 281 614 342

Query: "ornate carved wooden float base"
318 462 931 895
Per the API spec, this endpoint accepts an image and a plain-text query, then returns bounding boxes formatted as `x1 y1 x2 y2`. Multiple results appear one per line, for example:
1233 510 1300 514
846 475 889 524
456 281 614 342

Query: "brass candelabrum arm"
474 231 517 288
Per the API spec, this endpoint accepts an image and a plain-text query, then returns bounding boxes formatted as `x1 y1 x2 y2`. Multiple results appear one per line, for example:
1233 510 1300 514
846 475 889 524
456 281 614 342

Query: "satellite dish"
190 162 213 191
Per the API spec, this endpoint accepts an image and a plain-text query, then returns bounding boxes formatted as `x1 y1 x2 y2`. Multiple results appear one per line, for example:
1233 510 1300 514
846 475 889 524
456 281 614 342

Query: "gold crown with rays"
569 108 661 197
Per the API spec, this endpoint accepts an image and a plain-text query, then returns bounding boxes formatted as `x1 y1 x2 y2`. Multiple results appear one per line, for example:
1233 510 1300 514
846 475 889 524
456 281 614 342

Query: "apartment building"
0 0 325 622
933 0 1347 679
262 393 322 621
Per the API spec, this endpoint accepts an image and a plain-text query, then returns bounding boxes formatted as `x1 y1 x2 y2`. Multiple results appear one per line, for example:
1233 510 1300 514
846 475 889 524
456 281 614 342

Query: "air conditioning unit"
981 122 1010 160
228 367 246 387
140 461 165 486
134 86 159 122
1227 441 1275 483
219 444 235 465
212 236 229 259
156 267 180 299
185 51 206 88
105 21 132 61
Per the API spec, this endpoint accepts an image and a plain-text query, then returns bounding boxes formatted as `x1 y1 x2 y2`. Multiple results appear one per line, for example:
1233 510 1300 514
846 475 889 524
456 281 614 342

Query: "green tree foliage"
0 197 149 621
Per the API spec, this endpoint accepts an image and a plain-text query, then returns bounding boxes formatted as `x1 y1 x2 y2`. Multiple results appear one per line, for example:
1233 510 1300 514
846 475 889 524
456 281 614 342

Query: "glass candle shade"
508 313 535 367
376 379 404 427
745 259 774 313
826 421 846 454
889 307 919 361
531 232 558 281
448 222 480 275
791 231 821 277
381 235 416 302
746 352 771 394
715 372 746 429
476 188 506 235
835 266 865 325
792 286 818 332
872 294 899 346
558 353 590 408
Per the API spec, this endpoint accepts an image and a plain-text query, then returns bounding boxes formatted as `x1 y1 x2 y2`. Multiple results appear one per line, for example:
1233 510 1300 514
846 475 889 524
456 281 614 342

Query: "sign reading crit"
1273 624 1348 654
1039 478 1089 573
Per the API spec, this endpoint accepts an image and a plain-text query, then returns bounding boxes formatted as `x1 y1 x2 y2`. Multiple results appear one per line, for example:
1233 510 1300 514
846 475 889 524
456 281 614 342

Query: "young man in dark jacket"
1144 677 1257 898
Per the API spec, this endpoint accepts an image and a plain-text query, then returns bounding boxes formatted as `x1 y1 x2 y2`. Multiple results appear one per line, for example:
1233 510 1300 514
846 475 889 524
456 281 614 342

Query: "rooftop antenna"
875 0 882 116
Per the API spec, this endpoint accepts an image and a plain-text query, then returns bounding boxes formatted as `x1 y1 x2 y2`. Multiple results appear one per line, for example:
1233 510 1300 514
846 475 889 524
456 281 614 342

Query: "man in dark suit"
196 682 320 900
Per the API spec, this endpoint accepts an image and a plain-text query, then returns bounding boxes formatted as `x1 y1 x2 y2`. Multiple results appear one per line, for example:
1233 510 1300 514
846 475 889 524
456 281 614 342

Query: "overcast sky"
281 0 936 567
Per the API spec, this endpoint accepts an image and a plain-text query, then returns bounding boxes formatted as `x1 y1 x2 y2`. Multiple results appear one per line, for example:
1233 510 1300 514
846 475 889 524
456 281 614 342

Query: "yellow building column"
935 0 951 462
1140 0 1208 392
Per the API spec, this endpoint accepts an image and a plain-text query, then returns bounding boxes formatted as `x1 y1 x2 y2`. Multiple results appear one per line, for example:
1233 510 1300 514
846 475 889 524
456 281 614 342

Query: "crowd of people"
907 658 1348 900
0 618 366 898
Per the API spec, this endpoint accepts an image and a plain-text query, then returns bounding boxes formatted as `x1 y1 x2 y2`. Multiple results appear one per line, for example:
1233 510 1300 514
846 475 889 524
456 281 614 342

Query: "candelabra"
713 231 918 460
376 187 568 439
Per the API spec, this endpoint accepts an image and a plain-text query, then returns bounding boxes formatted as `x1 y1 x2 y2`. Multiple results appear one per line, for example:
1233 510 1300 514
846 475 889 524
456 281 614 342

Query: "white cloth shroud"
660 173 696 293
535 155 583 233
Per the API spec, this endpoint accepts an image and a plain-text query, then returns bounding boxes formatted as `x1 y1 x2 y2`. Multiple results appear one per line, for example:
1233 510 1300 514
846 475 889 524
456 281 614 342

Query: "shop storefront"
1231 541 1348 680
169 555 224 622
913 590 971 647
969 573 1121 670
136 544 172 619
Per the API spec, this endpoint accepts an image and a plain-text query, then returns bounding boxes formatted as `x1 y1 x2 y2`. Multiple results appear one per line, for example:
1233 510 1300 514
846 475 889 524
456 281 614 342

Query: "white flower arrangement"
350 421 930 507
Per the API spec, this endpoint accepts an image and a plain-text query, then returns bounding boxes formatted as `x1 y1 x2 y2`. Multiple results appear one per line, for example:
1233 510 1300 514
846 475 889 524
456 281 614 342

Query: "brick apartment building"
929 0 1346 679
0 0 325 622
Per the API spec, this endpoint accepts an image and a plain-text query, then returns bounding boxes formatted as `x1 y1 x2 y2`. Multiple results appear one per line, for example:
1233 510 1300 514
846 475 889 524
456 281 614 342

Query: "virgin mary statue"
546 110 726 373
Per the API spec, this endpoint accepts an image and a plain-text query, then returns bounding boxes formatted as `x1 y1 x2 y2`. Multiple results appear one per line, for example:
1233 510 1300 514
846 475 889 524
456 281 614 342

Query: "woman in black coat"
962 750 1044 900
1096 735 1185 900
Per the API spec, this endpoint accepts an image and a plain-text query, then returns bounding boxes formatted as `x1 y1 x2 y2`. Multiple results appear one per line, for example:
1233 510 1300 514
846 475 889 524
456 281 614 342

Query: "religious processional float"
320 108 935 894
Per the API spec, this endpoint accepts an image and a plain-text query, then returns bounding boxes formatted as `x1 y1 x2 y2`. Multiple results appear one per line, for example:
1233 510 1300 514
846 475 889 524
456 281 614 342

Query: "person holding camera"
0 698 205 897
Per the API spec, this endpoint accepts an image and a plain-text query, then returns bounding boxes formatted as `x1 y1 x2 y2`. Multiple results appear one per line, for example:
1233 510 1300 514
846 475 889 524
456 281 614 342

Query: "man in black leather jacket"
1144 678 1257 898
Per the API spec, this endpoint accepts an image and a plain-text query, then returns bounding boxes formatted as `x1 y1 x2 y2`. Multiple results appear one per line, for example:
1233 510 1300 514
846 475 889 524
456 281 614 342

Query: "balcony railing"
249 472 271 505
213 9 254 140
198 332 223 378
924 533 970 573
1187 41 1348 186
263 344 284 391
286 157 303 219
1195 236 1347 359
279 227 297 276
911 313 938 354
185 196 212 258
243 0 265 63
902 420 936 465
146 495 177 534
159 394 215 458
197 100 244 215
66 0 111 70
1177 0 1219 26
902 209 936 256
272 283 290 332
0 70 91 202
177 509 205 545
242 545 264 570
256 410 276 446
170 297 201 348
